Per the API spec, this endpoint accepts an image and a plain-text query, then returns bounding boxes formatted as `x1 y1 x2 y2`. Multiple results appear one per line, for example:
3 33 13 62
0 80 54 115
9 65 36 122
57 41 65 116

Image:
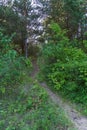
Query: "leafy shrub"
40 22 87 105
0 31 32 94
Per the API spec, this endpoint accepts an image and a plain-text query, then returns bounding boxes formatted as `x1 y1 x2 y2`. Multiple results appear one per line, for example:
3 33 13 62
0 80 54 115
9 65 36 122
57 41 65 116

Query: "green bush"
0 31 32 94
40 22 87 105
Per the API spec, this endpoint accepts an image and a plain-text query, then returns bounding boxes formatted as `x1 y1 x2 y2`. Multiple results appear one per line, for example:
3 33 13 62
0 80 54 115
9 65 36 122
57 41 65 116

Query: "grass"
0 74 76 130
57 89 87 116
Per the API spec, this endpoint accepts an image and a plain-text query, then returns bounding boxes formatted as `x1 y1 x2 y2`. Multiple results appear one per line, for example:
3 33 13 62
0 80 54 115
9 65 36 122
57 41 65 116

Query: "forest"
0 0 87 130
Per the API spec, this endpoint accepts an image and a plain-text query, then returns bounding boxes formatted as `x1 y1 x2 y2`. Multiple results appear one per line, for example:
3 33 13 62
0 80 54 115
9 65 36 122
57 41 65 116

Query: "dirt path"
32 61 87 130
40 82 87 130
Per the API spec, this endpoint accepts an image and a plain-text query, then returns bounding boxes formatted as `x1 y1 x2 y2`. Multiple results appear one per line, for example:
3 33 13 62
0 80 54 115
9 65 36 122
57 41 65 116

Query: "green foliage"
50 0 85 39
40 23 87 114
0 30 32 94
0 81 72 130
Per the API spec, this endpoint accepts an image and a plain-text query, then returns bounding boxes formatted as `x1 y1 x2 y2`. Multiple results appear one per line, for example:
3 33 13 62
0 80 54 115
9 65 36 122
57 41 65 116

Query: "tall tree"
12 0 31 57
50 0 86 40
0 0 31 56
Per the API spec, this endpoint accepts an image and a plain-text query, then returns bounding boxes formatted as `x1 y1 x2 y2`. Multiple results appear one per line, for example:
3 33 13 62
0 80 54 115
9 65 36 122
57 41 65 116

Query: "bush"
0 31 32 94
40 22 87 105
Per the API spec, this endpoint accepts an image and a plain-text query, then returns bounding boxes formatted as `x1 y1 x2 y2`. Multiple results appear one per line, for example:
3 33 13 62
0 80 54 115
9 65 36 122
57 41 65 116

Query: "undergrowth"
0 76 75 130
39 22 87 116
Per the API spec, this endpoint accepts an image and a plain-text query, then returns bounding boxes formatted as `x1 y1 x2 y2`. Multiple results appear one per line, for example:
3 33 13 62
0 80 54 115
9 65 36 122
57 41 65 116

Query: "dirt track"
32 61 87 130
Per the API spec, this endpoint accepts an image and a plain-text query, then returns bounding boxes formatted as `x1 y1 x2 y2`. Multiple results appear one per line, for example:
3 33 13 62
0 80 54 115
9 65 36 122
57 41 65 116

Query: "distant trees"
0 0 47 57
0 0 31 56
13 0 31 57
1 0 87 56
50 0 87 41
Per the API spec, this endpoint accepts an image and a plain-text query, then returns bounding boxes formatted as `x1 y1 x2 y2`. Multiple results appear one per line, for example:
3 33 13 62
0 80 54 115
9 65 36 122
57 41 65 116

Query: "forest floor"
32 60 87 130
